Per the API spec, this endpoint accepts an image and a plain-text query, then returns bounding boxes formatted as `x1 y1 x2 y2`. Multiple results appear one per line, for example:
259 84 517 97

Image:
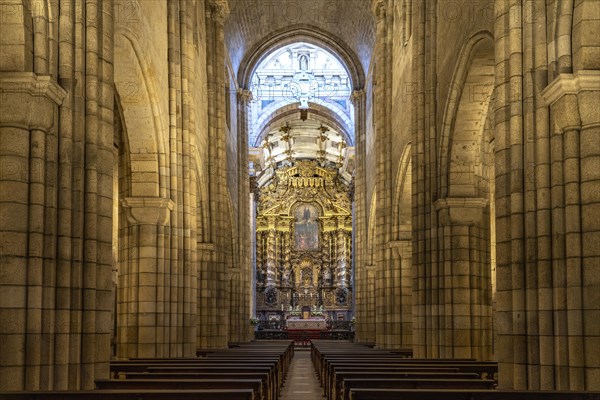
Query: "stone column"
118 197 174 358
197 242 217 349
386 240 412 349
432 198 492 360
203 0 230 348
0 74 65 391
351 89 370 342
237 88 253 341
526 71 599 390
372 0 394 349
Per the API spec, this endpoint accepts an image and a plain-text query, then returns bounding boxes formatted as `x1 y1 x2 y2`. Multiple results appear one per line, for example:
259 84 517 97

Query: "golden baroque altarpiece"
255 160 353 320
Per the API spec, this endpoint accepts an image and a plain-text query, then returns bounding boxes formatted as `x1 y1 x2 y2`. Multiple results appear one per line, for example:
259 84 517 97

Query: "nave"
1 0 599 395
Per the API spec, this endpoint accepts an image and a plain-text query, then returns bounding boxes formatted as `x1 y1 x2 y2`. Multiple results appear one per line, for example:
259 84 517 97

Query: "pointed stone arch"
114 23 168 198
438 30 495 199
392 143 412 241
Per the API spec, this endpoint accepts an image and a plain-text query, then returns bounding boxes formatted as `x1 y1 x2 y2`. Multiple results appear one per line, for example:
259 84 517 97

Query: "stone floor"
280 349 326 400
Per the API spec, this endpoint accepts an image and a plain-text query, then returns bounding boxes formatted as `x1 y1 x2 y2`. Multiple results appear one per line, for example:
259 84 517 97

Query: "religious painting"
295 204 319 250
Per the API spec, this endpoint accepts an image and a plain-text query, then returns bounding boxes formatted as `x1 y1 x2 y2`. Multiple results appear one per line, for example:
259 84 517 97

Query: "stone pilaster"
372 0 394 349
385 240 412 349
118 197 176 358
428 198 492 360
350 88 370 342
237 88 253 341
201 0 230 349
517 70 600 390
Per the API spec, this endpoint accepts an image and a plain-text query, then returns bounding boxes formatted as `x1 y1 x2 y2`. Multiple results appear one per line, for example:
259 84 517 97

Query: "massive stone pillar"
372 0 396 349
351 85 371 342
0 74 65 390
496 70 600 390
494 0 600 389
236 89 254 341
118 197 181 358
1 0 115 389
432 198 492 360
197 0 231 349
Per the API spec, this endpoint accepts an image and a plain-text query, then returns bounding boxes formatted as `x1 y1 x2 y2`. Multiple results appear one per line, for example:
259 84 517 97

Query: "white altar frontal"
286 317 327 330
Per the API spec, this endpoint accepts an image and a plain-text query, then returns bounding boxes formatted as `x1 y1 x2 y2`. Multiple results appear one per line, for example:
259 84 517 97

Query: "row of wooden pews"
311 340 599 400
1 340 294 400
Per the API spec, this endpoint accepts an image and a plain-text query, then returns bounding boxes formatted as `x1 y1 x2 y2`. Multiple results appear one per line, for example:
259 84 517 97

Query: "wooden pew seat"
348 389 600 400
340 379 496 400
0 389 254 400
95 379 263 400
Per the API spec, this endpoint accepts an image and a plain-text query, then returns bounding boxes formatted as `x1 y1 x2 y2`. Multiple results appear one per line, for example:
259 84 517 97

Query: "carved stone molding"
541 70 600 130
541 71 600 105
434 197 488 226
122 197 174 226
0 73 67 131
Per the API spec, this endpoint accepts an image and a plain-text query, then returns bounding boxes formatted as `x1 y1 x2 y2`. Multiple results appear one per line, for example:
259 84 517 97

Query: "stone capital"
541 70 600 130
434 197 488 226
0 73 67 131
237 88 253 104
350 89 366 105
207 0 230 24
122 197 174 226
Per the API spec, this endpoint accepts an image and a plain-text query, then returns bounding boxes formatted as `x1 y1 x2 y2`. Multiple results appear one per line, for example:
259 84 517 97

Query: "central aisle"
280 349 325 400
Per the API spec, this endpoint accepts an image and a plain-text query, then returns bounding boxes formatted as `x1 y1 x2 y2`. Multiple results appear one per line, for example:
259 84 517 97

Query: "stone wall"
353 0 599 391
0 0 253 390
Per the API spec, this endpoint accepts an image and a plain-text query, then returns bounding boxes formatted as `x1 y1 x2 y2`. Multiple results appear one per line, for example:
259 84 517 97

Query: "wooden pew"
0 389 254 400
310 340 499 400
111 363 277 400
326 367 462 399
330 371 480 400
95 378 264 400
348 389 600 400
323 361 498 400
340 378 496 400
124 372 272 400
110 342 292 400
